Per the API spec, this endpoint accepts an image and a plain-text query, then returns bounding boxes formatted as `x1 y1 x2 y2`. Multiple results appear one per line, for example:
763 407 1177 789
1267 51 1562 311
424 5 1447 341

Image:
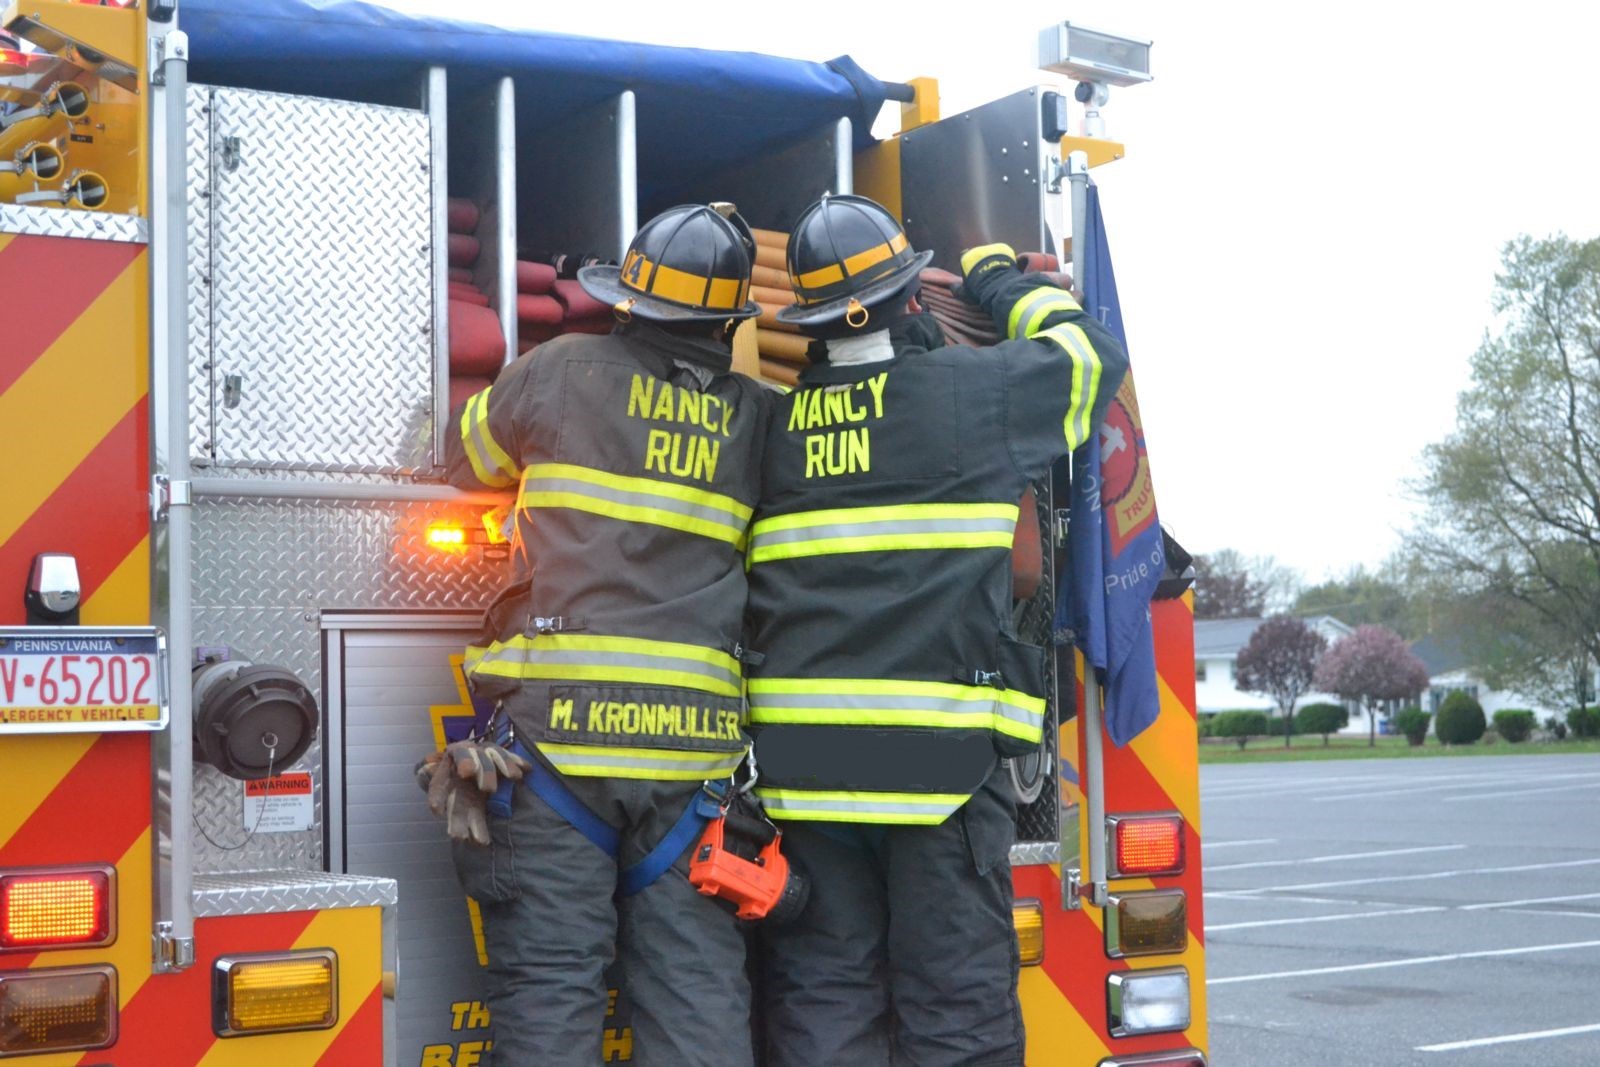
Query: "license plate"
0 628 167 734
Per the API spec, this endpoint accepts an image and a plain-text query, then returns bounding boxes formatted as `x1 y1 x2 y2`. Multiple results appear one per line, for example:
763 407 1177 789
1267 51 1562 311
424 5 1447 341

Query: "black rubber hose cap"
193 663 318 780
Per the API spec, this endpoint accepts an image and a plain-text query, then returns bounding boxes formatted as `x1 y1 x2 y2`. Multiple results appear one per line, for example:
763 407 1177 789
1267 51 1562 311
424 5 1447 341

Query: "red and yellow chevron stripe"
0 226 158 1065
1018 593 1208 1064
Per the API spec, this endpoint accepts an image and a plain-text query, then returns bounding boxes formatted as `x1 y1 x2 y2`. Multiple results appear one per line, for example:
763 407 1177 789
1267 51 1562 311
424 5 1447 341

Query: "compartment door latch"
151 474 193 523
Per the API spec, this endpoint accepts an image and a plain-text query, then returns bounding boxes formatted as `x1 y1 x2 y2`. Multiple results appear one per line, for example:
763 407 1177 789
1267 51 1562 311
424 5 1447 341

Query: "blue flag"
1060 183 1164 746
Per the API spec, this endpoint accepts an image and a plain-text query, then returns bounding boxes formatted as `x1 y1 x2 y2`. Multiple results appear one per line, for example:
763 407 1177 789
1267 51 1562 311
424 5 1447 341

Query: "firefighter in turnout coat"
435 204 770 1067
746 195 1128 1066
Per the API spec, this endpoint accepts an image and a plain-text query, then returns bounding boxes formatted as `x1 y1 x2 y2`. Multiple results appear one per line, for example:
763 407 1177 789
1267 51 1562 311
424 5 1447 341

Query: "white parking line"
1507 908 1600 920
1205 844 1465 873
1208 939 1600 986
1310 771 1600 803
1209 856 1600 896
1202 837 1279 850
1460 892 1600 911
1443 781 1600 802
1206 906 1445 933
1417 1022 1600 1052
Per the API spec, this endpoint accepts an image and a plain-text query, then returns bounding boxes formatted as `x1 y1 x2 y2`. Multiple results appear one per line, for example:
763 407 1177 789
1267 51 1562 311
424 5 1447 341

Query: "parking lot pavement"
1200 754 1600 1067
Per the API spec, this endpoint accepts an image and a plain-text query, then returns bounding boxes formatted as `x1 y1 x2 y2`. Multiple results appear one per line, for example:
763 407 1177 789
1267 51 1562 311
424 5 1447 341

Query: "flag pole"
1065 150 1109 910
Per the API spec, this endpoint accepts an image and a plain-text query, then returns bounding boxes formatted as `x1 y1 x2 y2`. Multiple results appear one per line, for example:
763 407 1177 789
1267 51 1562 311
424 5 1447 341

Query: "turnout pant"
453 769 753 1067
759 766 1023 1067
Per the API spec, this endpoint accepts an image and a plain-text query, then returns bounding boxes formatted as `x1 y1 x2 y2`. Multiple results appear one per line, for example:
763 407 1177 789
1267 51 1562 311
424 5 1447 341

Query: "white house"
1411 633 1597 722
1194 615 1360 731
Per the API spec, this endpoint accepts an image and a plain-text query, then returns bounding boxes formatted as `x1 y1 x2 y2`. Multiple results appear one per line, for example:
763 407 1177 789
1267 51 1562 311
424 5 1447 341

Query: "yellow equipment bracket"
4 0 142 92
1060 135 1127 169
853 76 940 224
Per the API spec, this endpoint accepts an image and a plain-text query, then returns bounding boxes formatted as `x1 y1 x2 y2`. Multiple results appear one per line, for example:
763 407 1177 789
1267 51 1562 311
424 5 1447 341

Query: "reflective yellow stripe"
959 242 1016 275
625 251 747 311
458 388 518 488
520 462 752 545
747 503 1018 564
755 787 970 825
467 633 742 697
1038 321 1104 449
538 742 746 780
749 676 1045 742
1006 284 1082 340
794 232 908 291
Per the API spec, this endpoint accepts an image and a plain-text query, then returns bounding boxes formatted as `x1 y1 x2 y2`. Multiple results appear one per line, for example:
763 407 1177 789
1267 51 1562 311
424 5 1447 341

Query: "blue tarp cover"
180 0 888 203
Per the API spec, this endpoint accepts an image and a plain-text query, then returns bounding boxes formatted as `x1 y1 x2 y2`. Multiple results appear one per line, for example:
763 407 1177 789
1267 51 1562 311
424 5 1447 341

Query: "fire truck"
0 2 1206 1063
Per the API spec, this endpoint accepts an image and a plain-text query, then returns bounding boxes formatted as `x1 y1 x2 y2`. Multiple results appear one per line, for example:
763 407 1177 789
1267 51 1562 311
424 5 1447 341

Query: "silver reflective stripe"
548 750 742 773
524 475 746 533
752 515 1017 547
752 690 1044 731
474 644 739 691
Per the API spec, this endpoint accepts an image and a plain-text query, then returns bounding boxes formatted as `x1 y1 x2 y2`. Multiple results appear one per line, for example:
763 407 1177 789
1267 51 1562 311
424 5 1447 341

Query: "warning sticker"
242 773 314 833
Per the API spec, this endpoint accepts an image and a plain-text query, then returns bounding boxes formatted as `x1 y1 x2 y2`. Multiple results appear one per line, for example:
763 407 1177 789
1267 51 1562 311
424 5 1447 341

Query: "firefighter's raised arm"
959 242 1130 478
443 352 548 491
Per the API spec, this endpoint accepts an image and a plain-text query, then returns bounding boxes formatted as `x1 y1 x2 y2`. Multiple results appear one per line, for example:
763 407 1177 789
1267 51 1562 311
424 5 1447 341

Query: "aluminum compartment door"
339 624 493 1060
208 87 435 473
899 88 1063 273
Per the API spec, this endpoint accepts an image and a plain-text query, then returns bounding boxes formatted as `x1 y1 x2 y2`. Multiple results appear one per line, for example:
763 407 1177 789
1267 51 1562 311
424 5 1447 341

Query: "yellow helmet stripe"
794 232 909 292
624 251 749 311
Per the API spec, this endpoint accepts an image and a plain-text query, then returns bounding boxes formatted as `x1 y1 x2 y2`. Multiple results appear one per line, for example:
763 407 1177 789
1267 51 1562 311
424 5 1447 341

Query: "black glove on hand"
958 242 1021 310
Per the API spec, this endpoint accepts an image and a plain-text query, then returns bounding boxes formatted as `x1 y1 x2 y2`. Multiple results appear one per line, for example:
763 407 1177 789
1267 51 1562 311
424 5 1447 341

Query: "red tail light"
1107 814 1185 878
0 867 115 951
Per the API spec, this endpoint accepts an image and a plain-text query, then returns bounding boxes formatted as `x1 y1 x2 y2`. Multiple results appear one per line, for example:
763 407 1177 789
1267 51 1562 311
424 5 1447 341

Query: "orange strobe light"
0 868 114 951
1107 814 1184 878
425 523 468 552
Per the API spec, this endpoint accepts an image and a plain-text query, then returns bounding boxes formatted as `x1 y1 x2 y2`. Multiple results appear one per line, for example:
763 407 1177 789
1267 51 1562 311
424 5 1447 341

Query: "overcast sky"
393 0 1600 581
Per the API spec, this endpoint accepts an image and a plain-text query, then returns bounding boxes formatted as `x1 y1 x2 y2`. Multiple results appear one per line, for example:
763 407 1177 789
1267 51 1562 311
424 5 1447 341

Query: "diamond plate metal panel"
1010 842 1061 867
208 87 434 473
193 870 397 917
191 496 503 874
187 86 215 461
0 203 149 243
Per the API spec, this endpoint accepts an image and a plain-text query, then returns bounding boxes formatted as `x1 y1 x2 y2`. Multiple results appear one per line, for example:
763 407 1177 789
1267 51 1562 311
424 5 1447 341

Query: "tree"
1293 564 1426 638
1193 550 1300 619
1235 615 1328 747
1313 625 1431 747
1407 235 1600 707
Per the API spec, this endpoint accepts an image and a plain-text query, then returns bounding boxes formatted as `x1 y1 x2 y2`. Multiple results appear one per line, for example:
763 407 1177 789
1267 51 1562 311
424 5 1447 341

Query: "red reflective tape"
112 911 322 1065
315 984 385 1065
0 235 143 395
1152 598 1196 716
0 398 147 625
0 733 149 868
1102 744 1207 944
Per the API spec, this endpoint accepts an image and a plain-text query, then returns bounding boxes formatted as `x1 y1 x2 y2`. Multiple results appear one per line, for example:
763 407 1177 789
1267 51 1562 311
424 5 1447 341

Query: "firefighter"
426 203 769 1067
745 194 1128 1066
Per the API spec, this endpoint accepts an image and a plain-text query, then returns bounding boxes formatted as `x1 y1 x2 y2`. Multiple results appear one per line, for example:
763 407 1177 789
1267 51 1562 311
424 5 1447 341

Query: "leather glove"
414 739 532 846
958 242 1021 309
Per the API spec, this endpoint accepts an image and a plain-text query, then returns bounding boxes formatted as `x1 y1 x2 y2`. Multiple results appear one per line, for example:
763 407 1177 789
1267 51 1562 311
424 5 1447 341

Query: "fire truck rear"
0 3 1205 1063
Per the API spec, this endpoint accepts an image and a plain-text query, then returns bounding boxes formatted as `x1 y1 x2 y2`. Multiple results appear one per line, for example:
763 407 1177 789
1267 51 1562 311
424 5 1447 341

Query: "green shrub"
1568 706 1600 739
1296 703 1350 746
1198 715 1214 739
1492 709 1536 743
1436 691 1487 744
1544 715 1569 741
1211 710 1271 750
1394 707 1431 746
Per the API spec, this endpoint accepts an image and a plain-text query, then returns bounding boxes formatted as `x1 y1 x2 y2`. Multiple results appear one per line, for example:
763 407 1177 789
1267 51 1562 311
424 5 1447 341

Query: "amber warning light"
425 524 467 551
0 867 115 951
1107 814 1185 878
